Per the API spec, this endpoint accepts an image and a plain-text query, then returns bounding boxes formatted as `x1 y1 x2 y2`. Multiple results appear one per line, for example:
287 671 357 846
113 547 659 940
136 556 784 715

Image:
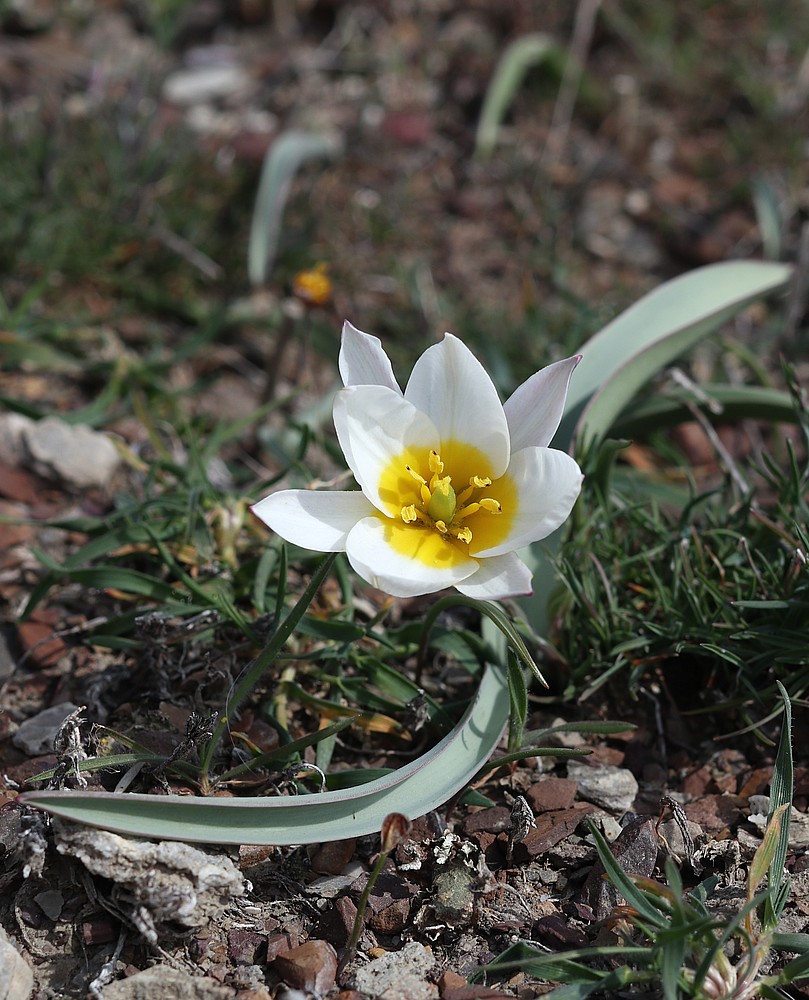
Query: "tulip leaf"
20 663 508 845
555 259 792 453
248 130 343 287
517 260 793 638
475 33 559 160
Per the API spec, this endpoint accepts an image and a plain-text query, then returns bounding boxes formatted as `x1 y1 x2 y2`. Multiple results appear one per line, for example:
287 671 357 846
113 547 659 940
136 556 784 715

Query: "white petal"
472 447 583 558
456 552 533 600
504 354 581 451
346 516 478 598
251 490 374 552
338 320 401 392
404 334 510 478
333 385 439 515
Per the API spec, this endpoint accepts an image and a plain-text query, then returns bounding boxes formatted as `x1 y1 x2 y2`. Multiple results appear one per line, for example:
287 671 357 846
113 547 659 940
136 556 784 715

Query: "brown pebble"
273 940 338 993
228 929 266 966
316 895 357 948
526 777 577 813
307 837 357 875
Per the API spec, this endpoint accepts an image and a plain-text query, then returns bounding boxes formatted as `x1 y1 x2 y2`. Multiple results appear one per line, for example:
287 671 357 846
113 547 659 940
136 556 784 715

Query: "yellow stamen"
401 504 418 523
453 526 473 544
479 498 502 512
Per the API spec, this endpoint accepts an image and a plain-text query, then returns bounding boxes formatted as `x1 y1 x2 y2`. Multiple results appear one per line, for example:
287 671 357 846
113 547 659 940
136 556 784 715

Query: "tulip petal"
504 354 582 451
404 334 510 479
346 515 478 598
333 385 439 516
456 552 533 600
251 490 374 551
472 447 583 558
339 320 401 392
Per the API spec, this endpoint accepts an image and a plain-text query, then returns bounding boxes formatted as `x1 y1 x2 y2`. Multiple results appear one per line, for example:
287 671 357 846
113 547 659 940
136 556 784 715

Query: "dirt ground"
1 2 809 998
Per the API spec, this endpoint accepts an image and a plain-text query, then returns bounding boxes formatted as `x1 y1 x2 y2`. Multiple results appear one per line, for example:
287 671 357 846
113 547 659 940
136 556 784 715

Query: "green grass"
552 375 809 718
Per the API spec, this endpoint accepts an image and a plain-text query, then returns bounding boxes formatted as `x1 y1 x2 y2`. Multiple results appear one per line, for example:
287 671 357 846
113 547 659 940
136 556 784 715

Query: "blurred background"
3 0 808 399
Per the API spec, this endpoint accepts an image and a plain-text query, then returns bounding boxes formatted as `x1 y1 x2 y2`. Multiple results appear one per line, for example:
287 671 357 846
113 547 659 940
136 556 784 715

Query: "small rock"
307 837 356 875
228 929 266 966
516 802 596 860
567 760 638 813
527 777 577 813
163 64 249 105
0 926 33 1000
53 823 244 944
12 703 81 756
273 940 337 994
748 795 809 849
352 941 438 1000
101 966 232 999
22 416 120 490
578 817 659 920
33 888 64 921
315 894 357 948
685 794 743 835
0 413 33 466
16 617 67 668
431 863 477 923
462 806 510 836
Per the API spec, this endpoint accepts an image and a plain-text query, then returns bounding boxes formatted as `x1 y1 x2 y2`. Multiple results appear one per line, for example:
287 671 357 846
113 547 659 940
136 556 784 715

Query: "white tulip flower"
252 322 583 600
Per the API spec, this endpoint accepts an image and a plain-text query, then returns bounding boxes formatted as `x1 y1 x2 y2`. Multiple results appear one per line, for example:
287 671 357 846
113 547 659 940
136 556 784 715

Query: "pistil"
398 449 502 544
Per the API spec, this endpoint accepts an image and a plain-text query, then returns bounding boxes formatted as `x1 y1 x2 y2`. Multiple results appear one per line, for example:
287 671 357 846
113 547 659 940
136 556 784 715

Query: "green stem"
416 595 546 686
198 551 338 787
338 848 389 979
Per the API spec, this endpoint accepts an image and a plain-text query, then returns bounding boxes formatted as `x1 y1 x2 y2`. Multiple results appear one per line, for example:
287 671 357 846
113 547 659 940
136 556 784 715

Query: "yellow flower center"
376 441 516 568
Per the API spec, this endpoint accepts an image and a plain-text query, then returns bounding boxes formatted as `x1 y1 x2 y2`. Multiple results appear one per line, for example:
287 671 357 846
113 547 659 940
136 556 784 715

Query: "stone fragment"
316 894 357 948
0 413 33 466
228 929 266 965
307 837 356 875
33 888 64 921
101 966 231 999
515 802 596 860
578 817 658 920
163 64 249 105
352 941 438 1000
461 806 510 835
0 926 33 1000
12 703 81 756
53 822 244 943
567 760 638 813
684 794 743 835
527 777 577 813
748 795 809 849
273 940 338 994
21 416 121 489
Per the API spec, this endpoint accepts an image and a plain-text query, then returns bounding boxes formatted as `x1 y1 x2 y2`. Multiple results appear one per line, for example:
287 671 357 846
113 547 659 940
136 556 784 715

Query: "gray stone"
54 823 244 944
101 967 232 1000
0 412 34 466
748 795 809 849
0 926 33 1000
352 941 438 1000
21 416 120 489
163 64 249 105
12 702 81 756
567 760 638 813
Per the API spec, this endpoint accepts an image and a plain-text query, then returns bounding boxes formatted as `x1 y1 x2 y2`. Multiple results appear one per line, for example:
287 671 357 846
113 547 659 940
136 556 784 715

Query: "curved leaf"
20 664 509 845
555 259 792 452
475 34 558 160
516 261 792 637
248 130 343 287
